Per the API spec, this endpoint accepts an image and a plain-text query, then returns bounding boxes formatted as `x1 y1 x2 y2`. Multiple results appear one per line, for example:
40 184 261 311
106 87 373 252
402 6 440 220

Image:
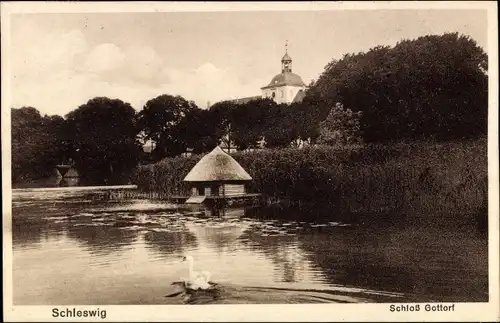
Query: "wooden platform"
185 196 207 204
172 193 263 207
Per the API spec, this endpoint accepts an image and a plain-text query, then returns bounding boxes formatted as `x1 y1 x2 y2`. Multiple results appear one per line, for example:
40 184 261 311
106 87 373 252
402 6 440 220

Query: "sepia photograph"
2 1 499 322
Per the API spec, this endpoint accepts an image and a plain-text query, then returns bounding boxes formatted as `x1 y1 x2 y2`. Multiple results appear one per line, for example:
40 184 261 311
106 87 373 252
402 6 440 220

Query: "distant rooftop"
293 89 306 103
230 96 262 105
261 72 306 90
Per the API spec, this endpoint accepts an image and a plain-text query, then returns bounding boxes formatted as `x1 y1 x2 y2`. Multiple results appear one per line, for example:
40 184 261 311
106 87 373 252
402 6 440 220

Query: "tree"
138 94 199 160
209 98 276 151
65 97 142 184
288 96 331 145
177 108 219 154
208 100 238 152
231 98 274 150
308 33 488 142
209 97 330 150
261 103 296 148
317 102 363 146
11 107 65 182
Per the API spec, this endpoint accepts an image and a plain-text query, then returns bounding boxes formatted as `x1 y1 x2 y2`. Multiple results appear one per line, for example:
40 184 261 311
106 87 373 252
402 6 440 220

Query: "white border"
2 1 499 322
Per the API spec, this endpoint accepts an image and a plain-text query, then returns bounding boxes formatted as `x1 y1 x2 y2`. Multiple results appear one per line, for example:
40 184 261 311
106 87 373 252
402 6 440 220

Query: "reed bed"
131 138 488 219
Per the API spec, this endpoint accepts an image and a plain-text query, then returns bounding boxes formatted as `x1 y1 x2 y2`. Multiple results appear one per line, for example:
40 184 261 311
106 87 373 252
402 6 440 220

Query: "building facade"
260 50 307 104
229 46 307 105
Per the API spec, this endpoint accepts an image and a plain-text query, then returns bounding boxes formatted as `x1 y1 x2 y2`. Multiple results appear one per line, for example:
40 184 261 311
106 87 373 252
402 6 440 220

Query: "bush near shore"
131 138 487 219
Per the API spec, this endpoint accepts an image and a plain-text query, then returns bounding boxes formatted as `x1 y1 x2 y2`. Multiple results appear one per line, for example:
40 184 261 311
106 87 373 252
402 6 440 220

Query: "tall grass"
131 138 487 218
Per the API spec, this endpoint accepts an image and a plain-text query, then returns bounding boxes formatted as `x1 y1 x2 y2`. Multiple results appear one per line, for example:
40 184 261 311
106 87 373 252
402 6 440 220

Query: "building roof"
282 52 292 62
261 72 306 90
230 96 262 105
293 89 306 103
183 146 252 182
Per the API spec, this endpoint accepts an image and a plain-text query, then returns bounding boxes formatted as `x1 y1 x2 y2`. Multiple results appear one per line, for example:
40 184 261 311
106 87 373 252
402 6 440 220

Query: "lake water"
10 187 488 305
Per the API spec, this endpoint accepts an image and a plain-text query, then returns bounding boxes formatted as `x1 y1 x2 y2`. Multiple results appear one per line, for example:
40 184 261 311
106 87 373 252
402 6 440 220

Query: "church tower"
281 49 292 73
261 41 306 104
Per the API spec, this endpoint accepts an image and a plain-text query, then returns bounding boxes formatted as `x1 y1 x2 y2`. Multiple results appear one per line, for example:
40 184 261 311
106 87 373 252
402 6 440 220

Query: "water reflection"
143 230 198 258
11 188 488 304
298 225 488 302
185 208 249 253
66 221 138 256
12 212 67 248
240 225 307 283
297 226 411 293
12 218 62 248
187 223 247 252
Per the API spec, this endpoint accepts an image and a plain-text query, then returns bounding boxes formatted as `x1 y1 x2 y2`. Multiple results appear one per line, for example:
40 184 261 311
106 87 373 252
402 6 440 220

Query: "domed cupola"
260 41 306 104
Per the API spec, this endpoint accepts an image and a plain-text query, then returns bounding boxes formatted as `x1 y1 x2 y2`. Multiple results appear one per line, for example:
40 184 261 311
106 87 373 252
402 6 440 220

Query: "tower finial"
285 39 288 53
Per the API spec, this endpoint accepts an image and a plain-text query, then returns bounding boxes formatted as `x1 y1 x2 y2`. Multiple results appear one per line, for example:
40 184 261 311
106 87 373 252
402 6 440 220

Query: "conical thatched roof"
184 146 252 182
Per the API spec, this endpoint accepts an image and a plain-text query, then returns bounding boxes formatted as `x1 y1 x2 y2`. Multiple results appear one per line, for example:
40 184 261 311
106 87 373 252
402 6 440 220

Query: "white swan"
180 255 212 290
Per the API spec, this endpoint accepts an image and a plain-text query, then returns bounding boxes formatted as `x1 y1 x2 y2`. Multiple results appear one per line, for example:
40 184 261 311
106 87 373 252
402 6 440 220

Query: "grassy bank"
131 138 488 221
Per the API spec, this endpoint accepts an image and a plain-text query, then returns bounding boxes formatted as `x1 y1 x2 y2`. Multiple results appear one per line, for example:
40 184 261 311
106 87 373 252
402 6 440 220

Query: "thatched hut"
183 146 252 203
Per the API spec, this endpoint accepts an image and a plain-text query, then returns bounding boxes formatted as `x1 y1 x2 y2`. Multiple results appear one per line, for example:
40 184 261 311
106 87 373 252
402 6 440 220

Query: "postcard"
2 1 498 322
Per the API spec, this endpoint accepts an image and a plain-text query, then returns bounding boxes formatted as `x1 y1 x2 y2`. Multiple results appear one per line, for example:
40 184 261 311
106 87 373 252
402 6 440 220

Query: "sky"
9 8 488 117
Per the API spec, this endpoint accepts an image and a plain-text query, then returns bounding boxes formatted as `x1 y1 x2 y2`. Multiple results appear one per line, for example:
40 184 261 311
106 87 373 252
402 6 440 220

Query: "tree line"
11 32 488 184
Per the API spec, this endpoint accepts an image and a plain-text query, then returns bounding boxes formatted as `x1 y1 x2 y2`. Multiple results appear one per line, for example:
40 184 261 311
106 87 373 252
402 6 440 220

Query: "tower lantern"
281 40 293 73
